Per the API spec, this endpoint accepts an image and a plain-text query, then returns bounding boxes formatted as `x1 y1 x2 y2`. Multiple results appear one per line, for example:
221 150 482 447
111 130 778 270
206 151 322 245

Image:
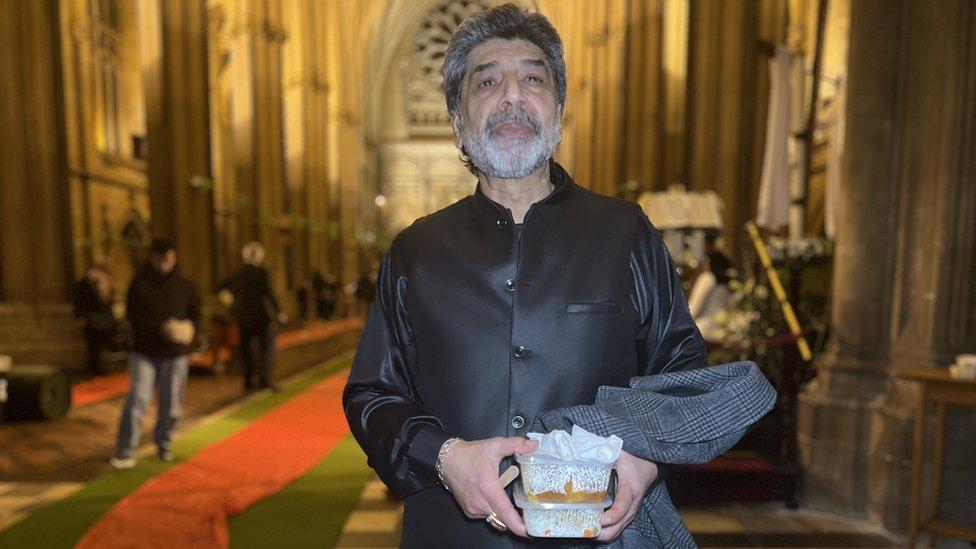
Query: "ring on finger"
485 512 508 532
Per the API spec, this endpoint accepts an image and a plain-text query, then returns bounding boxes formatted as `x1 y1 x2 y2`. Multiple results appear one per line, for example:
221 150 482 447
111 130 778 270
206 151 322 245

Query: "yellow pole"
746 222 813 362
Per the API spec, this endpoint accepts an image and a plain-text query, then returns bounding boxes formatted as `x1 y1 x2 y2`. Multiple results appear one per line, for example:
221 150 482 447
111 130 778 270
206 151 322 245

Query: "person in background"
355 266 377 317
688 249 734 339
312 269 338 320
73 261 116 376
222 242 287 392
296 278 311 323
110 238 200 468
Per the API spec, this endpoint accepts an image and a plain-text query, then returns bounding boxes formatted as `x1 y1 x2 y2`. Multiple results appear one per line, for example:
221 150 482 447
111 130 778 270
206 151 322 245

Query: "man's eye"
479 79 495 87
527 75 543 83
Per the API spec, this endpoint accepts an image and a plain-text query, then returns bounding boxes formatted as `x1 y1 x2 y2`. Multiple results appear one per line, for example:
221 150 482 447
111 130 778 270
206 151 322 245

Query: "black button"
497 219 509 227
513 345 526 358
505 279 516 291
512 415 525 429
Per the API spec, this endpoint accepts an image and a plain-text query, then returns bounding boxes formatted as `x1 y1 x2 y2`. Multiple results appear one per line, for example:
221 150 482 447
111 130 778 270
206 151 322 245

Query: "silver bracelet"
436 437 463 492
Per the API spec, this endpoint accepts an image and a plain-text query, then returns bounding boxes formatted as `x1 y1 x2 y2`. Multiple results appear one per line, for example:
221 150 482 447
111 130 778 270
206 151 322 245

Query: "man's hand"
440 437 538 537
596 450 658 542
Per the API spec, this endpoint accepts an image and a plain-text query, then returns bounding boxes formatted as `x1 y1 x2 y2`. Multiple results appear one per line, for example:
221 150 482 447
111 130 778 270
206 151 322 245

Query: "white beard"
461 107 562 179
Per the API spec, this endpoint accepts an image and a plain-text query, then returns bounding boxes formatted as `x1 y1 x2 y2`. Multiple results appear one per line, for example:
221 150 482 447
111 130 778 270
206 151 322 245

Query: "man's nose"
499 75 526 109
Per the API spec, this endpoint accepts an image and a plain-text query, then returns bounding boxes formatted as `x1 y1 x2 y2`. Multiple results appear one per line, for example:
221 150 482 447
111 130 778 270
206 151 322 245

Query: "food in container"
514 481 611 538
516 453 613 503
513 426 622 537
518 425 622 503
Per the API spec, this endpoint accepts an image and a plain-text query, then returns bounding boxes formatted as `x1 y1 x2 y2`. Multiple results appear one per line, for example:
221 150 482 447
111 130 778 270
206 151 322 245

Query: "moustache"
485 107 542 136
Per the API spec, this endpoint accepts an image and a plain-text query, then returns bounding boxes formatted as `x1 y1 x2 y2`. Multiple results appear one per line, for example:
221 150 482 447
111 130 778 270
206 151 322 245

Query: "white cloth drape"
824 75 846 239
757 45 792 231
688 271 731 339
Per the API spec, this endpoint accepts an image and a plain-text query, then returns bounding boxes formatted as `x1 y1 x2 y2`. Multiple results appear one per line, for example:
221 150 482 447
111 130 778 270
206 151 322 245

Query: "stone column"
685 0 764 254
546 0 626 196
867 0 976 533
252 0 288 295
305 0 332 278
796 0 902 515
206 0 290 293
799 1 976 534
143 0 216 290
0 0 83 367
621 0 664 194
0 0 72 303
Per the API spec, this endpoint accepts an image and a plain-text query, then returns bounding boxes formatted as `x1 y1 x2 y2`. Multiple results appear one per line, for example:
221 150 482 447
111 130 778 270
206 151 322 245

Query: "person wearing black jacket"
222 242 286 392
110 239 201 469
72 262 116 376
342 6 707 547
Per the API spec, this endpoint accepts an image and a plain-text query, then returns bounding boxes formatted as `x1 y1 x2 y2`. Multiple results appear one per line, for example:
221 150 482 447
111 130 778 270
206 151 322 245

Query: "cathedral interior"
0 0 974 547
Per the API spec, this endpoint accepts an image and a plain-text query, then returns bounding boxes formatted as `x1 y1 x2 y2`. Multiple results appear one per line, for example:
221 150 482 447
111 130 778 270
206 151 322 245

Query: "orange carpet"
76 368 351 548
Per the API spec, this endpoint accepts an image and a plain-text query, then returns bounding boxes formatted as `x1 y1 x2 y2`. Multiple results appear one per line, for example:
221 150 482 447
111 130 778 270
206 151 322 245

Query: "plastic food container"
516 452 615 503
514 482 611 538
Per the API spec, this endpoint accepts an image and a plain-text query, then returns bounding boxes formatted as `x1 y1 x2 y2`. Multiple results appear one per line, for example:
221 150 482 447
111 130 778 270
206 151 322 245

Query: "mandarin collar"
473 159 574 220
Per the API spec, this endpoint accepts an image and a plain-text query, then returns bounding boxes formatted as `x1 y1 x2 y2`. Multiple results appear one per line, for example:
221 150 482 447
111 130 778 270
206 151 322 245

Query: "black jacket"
343 162 707 547
126 265 202 359
73 278 115 335
222 264 280 329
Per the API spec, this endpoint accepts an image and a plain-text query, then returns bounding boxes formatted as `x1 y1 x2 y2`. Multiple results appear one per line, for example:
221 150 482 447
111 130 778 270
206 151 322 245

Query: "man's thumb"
503 436 538 454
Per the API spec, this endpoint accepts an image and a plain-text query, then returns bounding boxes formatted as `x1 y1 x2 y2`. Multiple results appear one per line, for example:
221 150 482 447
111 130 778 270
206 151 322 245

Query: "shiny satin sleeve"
342 244 451 497
630 212 709 376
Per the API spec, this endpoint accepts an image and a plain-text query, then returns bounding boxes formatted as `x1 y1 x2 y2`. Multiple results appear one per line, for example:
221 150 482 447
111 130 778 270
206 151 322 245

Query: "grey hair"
441 4 567 118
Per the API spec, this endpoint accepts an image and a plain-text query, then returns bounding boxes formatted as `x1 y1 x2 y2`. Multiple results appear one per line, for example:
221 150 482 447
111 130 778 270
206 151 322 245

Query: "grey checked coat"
534 360 777 547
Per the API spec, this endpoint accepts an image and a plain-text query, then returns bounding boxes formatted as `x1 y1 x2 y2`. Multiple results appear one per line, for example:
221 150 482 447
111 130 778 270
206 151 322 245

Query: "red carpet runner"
71 372 131 407
76 368 351 548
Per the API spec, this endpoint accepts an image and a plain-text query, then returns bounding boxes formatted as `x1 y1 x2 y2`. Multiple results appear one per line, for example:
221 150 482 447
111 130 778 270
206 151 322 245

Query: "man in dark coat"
312 269 338 319
223 242 286 392
343 5 707 547
111 238 201 468
73 262 116 376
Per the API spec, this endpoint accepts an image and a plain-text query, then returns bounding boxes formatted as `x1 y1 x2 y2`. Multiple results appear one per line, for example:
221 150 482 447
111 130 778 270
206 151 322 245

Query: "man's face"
452 38 562 179
150 250 177 275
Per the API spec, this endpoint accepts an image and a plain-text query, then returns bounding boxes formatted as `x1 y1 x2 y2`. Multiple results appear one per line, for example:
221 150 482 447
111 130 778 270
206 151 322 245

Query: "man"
110 239 201 468
343 5 707 547
222 242 286 392
354 266 377 317
73 261 116 376
312 269 338 319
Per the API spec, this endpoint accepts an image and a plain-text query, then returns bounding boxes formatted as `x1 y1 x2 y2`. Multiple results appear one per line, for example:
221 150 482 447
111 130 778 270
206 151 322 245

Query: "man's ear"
450 114 463 149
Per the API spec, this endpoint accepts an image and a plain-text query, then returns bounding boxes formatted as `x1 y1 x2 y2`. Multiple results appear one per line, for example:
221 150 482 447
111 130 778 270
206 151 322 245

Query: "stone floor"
334 477 905 548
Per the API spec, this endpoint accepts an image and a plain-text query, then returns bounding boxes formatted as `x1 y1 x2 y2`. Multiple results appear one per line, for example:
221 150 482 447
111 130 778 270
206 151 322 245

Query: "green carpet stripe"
228 435 373 548
0 354 354 547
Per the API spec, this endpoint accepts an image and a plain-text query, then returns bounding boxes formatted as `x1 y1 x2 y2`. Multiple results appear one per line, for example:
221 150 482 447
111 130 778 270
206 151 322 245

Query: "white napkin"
526 425 623 465
162 319 195 345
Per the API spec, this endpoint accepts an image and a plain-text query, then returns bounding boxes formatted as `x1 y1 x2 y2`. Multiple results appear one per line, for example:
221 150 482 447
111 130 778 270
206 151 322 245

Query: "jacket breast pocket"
566 301 623 314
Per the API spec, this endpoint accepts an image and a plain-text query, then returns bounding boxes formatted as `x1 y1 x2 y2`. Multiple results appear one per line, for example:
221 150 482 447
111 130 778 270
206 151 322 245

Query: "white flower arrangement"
705 278 777 344
765 236 833 264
